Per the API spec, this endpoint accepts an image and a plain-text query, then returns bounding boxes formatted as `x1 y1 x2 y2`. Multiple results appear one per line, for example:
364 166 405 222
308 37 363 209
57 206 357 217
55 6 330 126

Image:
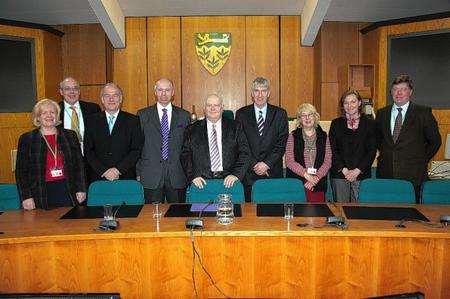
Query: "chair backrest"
223 110 234 120
358 178 415 204
87 180 144 206
252 178 306 203
0 184 21 211
422 180 450 204
186 179 244 203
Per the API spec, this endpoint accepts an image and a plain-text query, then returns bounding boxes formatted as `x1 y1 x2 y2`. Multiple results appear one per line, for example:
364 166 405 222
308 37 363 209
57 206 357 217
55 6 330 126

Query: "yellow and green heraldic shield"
195 32 232 75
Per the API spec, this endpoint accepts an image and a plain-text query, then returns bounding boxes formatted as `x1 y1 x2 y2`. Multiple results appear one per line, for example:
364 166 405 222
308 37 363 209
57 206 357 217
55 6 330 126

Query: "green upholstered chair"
0 184 21 211
186 179 244 203
251 178 306 203
358 178 415 204
223 110 234 120
87 180 144 206
422 180 450 204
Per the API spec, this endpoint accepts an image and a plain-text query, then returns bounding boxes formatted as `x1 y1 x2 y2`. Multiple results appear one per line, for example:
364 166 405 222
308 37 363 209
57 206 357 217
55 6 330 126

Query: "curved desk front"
0 204 449 298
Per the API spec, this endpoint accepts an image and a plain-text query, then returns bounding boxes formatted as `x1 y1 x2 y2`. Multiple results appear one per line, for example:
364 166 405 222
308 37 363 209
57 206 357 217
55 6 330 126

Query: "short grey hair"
101 82 123 97
59 77 80 90
251 77 270 91
203 94 223 106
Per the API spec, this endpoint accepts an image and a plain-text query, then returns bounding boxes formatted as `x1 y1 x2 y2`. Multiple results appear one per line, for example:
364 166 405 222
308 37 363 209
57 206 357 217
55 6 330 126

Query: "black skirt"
46 179 73 209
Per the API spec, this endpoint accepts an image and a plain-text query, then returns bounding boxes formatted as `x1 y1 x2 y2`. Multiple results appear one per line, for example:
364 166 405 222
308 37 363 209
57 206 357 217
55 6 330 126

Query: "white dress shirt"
157 102 172 129
105 110 120 130
63 101 85 140
390 101 410 135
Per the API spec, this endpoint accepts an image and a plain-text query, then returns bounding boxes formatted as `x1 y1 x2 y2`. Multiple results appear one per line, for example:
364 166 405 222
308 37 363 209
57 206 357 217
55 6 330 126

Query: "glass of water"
284 203 294 220
103 204 114 221
216 193 234 225
153 201 162 219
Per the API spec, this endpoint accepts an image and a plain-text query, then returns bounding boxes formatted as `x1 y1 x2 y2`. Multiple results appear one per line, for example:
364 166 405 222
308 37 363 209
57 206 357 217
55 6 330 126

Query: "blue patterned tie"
161 108 169 160
108 115 115 134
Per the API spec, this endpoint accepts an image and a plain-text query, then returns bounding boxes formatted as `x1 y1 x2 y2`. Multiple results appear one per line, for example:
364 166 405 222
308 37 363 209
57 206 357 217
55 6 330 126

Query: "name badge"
51 169 63 178
307 167 317 175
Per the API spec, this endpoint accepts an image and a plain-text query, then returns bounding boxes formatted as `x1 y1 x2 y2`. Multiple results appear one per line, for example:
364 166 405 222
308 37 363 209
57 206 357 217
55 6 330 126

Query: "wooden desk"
0 204 449 298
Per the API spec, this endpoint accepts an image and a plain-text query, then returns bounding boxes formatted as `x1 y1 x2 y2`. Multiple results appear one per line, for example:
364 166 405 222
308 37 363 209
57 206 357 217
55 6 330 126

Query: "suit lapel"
262 104 275 136
201 120 212 167
383 105 395 145
170 107 178 133
396 102 416 143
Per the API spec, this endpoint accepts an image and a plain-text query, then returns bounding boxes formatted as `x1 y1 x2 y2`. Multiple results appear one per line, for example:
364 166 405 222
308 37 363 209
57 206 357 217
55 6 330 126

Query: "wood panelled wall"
361 17 450 160
60 24 113 107
111 16 360 117
0 24 61 183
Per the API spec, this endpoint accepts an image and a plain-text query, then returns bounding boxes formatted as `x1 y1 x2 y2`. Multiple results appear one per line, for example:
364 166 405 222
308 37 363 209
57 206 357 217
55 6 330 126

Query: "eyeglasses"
156 88 173 93
62 87 80 92
102 93 121 100
299 113 314 119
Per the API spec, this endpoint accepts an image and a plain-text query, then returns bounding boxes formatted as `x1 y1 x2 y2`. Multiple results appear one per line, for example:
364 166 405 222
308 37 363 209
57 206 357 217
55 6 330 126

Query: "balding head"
154 78 174 106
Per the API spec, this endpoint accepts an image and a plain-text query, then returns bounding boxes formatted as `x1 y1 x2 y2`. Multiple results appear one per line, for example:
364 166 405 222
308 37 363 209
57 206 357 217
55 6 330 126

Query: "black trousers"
143 160 186 204
46 179 73 209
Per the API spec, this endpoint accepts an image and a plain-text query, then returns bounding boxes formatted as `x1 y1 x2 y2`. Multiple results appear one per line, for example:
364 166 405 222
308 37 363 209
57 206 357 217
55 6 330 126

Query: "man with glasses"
84 83 144 182
58 77 101 150
236 77 288 202
137 78 190 203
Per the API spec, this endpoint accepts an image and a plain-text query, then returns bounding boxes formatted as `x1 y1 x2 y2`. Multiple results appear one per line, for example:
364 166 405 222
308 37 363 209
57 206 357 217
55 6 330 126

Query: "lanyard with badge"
303 131 317 175
42 132 63 178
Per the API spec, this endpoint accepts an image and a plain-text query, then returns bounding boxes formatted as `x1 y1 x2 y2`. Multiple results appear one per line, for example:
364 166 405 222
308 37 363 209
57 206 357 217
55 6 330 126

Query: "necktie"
161 108 169 160
70 106 81 141
392 107 403 143
210 124 221 171
108 115 115 134
257 110 264 136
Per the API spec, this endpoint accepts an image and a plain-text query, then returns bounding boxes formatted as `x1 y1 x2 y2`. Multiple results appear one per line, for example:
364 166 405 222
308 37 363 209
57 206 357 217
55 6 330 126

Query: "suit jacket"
235 104 288 185
137 104 190 189
15 128 86 209
181 118 250 182
376 102 441 187
84 110 144 182
59 100 101 128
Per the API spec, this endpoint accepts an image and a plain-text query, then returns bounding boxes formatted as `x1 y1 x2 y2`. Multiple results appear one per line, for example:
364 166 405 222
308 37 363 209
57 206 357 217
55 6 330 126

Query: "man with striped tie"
376 75 441 203
236 77 288 202
181 94 250 189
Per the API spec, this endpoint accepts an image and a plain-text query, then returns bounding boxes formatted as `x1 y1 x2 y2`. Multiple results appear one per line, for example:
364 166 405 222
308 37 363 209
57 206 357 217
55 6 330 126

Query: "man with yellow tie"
58 77 101 151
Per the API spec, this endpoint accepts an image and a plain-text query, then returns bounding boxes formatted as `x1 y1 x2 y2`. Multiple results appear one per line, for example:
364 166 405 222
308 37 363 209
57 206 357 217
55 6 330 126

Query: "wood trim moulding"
0 18 64 37
360 11 450 34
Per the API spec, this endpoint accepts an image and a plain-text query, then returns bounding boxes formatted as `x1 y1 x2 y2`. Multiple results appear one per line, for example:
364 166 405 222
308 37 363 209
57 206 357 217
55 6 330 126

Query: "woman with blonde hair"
285 103 331 202
15 99 86 210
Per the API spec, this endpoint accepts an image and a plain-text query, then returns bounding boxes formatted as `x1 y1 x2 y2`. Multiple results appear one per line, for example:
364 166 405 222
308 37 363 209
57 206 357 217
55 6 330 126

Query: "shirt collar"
207 118 222 128
392 101 410 113
105 110 120 118
254 103 267 115
64 100 80 110
157 102 172 113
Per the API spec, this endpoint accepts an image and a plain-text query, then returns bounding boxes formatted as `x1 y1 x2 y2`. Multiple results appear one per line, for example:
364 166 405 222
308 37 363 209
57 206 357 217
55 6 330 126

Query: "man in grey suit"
137 78 190 203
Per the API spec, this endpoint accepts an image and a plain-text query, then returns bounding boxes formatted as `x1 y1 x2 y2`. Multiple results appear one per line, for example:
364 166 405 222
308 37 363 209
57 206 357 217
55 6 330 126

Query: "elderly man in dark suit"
84 83 144 182
236 77 288 202
181 94 250 189
58 77 101 148
137 78 190 203
376 75 441 203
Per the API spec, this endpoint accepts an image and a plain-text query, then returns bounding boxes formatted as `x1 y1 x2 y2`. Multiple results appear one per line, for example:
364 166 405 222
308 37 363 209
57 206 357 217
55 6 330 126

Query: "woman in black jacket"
329 90 376 202
16 99 86 210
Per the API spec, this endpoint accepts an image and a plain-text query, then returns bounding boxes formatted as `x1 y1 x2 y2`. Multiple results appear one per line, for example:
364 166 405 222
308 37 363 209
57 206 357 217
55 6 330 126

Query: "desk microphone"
99 201 126 231
185 201 214 230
